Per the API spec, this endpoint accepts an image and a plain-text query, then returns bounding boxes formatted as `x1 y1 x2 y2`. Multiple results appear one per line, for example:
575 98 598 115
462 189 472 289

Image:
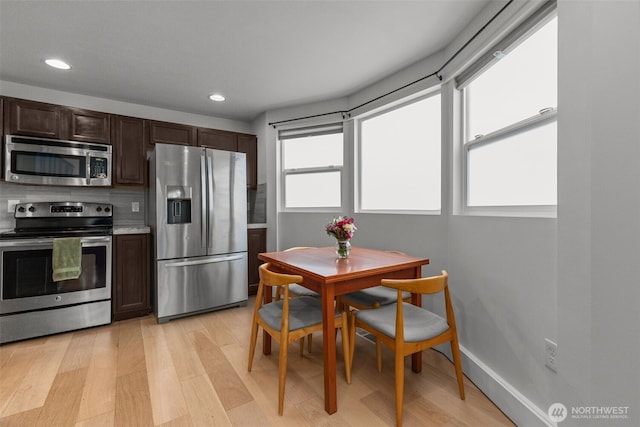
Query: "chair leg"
376 338 383 373
248 320 259 372
340 311 351 384
451 337 466 400
349 310 356 368
394 350 404 427
278 339 289 415
307 334 313 353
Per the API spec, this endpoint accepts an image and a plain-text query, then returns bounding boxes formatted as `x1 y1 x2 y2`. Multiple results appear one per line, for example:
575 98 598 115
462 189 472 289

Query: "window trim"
279 124 345 213
457 3 557 218
355 90 442 215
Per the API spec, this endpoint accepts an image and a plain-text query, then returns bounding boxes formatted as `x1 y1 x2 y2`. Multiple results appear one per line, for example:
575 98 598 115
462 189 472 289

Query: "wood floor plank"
58 329 97 373
163 320 207 381
76 328 119 422
115 318 146 378
114 370 153 426
74 410 115 427
180 374 231 426
190 330 253 411
36 367 88 426
142 332 189 425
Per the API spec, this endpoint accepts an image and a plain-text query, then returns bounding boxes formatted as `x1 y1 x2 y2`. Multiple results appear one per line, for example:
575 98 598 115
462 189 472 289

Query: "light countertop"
113 225 151 235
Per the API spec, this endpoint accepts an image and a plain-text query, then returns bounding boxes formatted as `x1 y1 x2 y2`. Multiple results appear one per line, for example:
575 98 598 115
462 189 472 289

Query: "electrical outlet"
545 338 557 372
131 201 140 212
7 200 20 213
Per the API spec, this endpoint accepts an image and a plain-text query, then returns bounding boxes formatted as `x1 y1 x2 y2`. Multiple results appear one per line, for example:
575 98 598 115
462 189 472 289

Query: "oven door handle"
163 254 244 268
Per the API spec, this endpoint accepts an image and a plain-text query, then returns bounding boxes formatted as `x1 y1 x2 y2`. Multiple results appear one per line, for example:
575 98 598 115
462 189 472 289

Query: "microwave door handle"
201 155 207 249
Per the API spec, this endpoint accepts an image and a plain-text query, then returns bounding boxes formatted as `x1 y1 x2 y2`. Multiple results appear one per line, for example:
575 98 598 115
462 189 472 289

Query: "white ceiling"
0 1 490 123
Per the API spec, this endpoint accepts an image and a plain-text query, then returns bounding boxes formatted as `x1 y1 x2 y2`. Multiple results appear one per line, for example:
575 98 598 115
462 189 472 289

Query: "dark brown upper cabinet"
197 128 237 151
4 97 111 144
147 120 197 148
4 97 63 139
237 133 258 189
67 107 111 144
113 115 146 187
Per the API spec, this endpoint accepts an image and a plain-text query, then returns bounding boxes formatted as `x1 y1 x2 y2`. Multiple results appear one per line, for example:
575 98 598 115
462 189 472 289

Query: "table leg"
262 286 273 355
322 284 337 414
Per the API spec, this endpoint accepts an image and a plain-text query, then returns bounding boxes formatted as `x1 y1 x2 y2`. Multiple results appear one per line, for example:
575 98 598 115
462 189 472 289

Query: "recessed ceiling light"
209 94 226 102
45 59 71 70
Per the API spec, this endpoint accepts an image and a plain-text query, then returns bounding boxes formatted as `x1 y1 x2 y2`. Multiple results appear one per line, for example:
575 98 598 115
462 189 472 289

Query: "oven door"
0 236 112 315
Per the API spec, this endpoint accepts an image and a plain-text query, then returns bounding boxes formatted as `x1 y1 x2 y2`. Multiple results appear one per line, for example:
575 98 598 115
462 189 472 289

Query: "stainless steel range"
0 201 113 344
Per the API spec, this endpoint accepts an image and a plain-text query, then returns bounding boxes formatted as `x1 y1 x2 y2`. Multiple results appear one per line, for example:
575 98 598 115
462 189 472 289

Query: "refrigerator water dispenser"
166 185 192 224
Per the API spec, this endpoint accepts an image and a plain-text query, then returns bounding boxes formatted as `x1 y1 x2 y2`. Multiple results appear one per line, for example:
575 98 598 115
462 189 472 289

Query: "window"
280 124 343 209
458 6 557 211
357 93 441 212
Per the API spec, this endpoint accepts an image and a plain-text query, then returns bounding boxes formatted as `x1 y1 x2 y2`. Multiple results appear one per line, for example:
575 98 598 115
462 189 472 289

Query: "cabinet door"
197 128 237 151
113 234 151 321
4 97 63 139
237 133 258 189
113 115 146 187
148 120 196 147
67 108 111 144
247 228 266 296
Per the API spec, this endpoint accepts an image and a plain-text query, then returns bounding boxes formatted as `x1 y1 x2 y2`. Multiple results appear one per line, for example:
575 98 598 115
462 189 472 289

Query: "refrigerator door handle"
201 155 207 249
206 154 214 250
163 254 245 268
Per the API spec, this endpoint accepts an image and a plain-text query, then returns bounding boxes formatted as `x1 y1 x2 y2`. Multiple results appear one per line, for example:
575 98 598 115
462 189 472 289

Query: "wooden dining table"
257 246 430 414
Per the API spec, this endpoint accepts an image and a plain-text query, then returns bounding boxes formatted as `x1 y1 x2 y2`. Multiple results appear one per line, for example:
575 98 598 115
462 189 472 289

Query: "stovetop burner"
1 201 114 240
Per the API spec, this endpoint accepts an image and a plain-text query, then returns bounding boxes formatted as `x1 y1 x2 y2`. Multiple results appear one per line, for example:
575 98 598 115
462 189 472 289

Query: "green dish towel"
52 237 82 282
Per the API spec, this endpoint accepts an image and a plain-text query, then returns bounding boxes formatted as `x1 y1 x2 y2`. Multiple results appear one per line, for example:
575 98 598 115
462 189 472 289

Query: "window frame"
355 90 442 215
279 124 345 213
457 5 558 217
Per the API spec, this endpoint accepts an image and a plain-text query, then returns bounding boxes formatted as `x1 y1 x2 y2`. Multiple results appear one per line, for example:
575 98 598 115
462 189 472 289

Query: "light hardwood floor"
0 297 514 426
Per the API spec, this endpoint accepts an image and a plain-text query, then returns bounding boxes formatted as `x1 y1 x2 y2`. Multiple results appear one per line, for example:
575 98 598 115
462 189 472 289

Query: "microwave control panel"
90 157 109 179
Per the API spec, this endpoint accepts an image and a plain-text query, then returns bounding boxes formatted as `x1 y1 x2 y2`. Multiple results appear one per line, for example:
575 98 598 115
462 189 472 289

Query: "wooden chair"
339 251 411 366
275 247 320 354
248 263 351 415
349 271 464 427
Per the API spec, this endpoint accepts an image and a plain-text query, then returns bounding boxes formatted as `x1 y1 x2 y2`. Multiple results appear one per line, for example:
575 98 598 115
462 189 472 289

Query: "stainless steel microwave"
4 135 112 186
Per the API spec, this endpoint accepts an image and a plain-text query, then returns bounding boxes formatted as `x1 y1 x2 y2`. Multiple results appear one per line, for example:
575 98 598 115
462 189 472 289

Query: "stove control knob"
96 207 102 212
105 207 111 213
28 206 36 213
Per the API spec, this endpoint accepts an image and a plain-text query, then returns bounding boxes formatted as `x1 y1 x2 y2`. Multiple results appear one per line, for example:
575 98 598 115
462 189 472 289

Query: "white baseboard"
437 344 556 427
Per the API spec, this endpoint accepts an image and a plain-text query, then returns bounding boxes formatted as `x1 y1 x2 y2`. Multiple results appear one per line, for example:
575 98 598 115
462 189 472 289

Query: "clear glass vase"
336 240 351 258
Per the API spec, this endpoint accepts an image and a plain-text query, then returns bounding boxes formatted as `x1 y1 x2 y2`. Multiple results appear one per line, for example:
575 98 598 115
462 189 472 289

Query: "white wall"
557 2 640 425
258 1 640 426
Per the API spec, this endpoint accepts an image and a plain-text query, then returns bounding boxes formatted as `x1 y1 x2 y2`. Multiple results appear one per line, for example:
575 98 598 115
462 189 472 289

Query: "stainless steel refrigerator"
148 143 248 323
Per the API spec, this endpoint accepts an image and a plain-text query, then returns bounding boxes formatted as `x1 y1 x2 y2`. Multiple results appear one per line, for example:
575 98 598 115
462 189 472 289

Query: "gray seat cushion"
259 296 339 332
288 283 320 298
355 302 449 343
341 286 410 307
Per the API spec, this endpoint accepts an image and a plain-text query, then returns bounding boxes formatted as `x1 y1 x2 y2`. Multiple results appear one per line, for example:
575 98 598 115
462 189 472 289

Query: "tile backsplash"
0 181 266 230
0 182 146 230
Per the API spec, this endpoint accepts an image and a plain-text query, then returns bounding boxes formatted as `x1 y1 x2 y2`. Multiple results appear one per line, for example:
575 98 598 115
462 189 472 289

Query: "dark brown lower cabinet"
247 228 266 296
113 234 151 321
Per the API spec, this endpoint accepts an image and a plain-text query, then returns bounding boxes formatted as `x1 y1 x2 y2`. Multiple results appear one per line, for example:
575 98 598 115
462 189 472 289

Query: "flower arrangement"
325 216 357 241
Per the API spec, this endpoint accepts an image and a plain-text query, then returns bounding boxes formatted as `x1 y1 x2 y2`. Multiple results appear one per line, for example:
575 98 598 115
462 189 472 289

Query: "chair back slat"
259 263 304 287
381 270 448 295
